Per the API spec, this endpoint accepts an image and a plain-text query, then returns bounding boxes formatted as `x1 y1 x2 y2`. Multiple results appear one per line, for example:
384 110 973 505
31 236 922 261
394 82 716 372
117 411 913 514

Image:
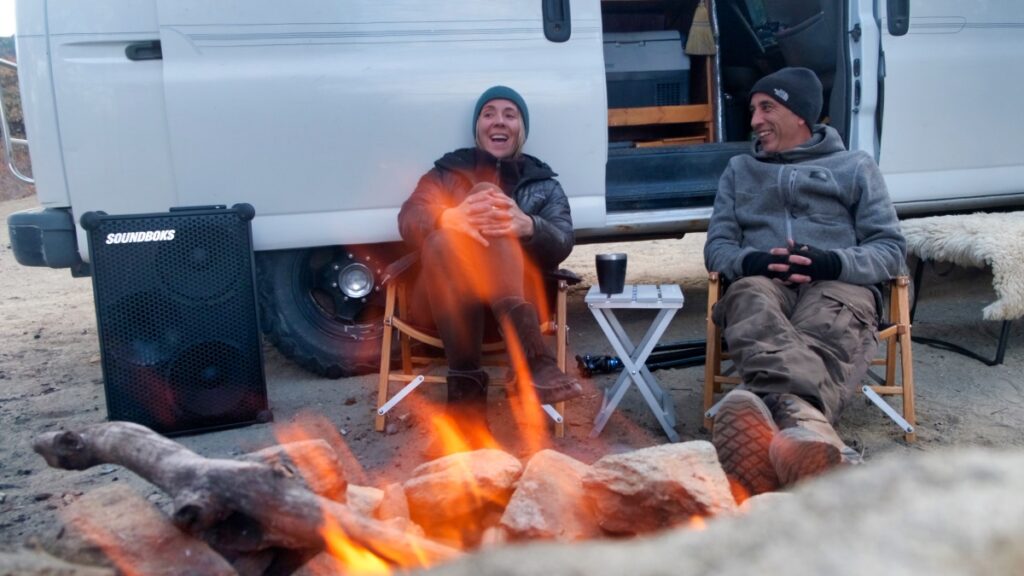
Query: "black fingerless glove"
788 244 842 281
741 251 789 279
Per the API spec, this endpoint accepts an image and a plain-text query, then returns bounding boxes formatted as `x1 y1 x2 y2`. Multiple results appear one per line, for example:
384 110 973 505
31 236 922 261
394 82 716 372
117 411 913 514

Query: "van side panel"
155 0 606 251
878 1 1024 203
42 0 177 258
13 0 70 207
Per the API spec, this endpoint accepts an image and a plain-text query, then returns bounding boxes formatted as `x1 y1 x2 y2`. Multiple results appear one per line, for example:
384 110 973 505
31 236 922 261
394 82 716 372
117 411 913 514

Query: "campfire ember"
32 421 742 575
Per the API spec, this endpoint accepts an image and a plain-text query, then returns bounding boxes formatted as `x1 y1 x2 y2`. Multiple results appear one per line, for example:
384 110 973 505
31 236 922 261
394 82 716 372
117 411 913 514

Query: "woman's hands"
439 183 534 246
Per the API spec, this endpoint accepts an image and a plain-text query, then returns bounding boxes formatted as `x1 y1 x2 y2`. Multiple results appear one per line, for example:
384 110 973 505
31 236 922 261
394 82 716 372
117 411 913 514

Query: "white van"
4 0 1024 376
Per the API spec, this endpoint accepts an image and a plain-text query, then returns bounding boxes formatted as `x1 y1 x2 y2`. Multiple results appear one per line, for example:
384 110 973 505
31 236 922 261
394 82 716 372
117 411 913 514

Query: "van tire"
256 248 384 378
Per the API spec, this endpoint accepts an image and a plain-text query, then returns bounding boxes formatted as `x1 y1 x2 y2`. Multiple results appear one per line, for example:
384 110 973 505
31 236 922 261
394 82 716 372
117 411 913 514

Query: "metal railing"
0 57 34 184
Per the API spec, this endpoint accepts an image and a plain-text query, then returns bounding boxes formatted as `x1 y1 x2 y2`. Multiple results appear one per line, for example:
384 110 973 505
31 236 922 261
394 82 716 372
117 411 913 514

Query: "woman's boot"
497 301 583 404
446 368 490 433
424 369 490 460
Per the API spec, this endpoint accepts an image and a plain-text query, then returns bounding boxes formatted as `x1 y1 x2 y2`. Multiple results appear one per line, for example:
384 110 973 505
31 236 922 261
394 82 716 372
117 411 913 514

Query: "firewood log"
33 421 460 568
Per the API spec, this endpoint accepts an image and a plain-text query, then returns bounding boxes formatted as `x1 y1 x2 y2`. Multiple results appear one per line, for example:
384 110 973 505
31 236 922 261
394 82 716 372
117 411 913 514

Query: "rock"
242 439 346 501
500 449 602 541
345 484 384 518
293 549 389 576
422 448 1024 576
738 491 791 515
379 517 426 539
404 449 523 546
583 441 736 535
377 482 410 521
46 484 235 576
0 547 114 576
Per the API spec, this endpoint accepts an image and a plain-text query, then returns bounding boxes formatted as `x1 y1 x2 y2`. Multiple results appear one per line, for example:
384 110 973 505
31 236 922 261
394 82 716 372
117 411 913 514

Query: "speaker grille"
84 205 268 435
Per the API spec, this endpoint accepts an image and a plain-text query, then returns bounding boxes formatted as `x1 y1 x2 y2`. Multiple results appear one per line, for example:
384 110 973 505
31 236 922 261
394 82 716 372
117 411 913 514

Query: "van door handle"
543 0 571 42
126 40 162 61
887 0 910 36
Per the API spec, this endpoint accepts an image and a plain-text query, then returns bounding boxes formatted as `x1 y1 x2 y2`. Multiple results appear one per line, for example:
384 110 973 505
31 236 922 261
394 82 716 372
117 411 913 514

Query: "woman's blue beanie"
472 86 529 139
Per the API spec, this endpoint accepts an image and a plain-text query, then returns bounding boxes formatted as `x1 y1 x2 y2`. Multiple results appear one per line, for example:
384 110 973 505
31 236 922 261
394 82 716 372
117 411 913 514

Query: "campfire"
32 405 748 575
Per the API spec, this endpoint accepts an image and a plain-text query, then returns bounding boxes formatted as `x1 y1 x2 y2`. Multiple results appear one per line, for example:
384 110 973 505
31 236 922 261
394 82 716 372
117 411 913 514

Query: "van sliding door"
876 1 1024 204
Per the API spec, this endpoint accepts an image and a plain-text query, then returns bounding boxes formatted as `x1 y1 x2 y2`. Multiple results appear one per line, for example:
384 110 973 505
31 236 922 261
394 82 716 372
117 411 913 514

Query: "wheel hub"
316 252 383 322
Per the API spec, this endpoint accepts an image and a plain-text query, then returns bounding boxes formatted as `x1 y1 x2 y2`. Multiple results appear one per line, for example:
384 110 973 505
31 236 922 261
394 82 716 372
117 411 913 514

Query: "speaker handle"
169 205 227 212
80 211 108 231
232 203 256 221
165 204 255 221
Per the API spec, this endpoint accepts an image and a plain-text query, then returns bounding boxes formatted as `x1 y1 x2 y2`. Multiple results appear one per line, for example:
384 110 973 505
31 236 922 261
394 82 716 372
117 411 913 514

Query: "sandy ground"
1 194 1022 549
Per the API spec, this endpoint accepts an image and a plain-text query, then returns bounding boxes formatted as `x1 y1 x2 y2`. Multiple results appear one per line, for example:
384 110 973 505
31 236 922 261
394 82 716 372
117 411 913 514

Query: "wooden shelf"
605 57 716 147
608 103 712 127
635 135 708 148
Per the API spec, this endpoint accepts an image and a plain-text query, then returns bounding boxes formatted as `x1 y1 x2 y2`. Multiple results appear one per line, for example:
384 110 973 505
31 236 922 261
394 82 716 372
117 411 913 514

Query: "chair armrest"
547 268 582 286
380 252 420 287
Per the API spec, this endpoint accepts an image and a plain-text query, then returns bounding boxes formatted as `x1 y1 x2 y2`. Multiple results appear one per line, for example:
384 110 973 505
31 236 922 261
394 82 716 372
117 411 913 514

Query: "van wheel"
256 247 388 378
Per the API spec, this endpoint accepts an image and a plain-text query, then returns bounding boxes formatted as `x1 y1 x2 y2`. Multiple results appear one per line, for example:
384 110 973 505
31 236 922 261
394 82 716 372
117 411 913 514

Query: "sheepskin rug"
900 211 1024 321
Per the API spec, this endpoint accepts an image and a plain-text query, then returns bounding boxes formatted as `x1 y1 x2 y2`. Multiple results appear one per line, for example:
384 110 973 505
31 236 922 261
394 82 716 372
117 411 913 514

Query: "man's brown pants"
712 276 879 423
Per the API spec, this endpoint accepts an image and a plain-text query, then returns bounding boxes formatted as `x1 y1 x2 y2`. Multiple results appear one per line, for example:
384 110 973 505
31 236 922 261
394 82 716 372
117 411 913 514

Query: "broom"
685 0 716 56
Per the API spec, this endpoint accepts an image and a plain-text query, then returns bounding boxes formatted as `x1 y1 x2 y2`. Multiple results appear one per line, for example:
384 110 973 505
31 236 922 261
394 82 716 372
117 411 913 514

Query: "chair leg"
873 277 917 442
375 285 398 432
554 279 568 438
885 282 899 386
398 284 413 374
703 273 722 431
894 277 917 442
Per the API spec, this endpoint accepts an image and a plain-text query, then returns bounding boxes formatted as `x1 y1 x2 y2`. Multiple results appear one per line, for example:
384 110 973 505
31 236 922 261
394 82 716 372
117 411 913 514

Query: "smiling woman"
395 85 581 440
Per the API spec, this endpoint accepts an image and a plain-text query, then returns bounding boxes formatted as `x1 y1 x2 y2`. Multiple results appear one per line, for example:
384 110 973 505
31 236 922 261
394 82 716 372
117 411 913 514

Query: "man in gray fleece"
704 67 906 496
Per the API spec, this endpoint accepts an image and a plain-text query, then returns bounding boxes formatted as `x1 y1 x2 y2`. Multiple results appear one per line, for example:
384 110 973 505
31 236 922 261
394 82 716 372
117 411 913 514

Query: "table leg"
588 307 681 441
590 370 634 438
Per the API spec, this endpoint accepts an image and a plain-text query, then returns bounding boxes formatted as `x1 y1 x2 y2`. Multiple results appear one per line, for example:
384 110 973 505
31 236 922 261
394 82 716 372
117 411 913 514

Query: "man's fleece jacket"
704 124 907 285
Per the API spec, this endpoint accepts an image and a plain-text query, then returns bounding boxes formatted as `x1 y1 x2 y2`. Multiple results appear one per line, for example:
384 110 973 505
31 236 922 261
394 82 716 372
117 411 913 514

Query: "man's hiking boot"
499 301 583 405
766 393 863 486
711 390 780 497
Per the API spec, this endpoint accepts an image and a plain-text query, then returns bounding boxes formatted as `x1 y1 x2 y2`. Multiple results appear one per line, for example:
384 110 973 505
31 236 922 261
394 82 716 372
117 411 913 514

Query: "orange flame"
499 316 553 457
410 226 561 458
274 416 397 573
728 478 752 505
428 411 500 457
687 515 708 531
319 517 392 576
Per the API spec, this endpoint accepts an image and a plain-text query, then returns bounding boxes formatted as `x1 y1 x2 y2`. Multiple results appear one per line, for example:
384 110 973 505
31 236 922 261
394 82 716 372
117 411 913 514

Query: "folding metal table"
585 284 684 441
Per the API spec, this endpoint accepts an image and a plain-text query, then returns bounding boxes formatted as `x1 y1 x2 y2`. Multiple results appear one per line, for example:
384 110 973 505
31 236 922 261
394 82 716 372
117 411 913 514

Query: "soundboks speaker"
81 204 271 435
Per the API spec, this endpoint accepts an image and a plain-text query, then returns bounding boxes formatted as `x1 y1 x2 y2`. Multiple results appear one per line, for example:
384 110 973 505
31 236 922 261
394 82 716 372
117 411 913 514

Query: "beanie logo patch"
773 88 790 102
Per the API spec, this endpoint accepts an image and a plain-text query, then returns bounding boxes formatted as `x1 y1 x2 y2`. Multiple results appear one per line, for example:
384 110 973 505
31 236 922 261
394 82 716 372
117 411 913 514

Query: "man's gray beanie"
749 67 823 127
473 85 529 139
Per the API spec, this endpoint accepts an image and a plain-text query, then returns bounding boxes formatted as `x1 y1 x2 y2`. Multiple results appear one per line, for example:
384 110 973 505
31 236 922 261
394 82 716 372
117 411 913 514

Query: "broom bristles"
685 1 716 56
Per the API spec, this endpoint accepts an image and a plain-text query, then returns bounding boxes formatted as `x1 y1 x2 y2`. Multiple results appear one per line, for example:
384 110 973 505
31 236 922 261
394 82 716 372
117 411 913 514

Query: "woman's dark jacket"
398 148 574 270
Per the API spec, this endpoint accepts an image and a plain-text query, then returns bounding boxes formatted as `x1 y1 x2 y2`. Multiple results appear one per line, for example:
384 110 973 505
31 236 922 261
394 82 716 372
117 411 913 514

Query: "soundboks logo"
105 230 176 244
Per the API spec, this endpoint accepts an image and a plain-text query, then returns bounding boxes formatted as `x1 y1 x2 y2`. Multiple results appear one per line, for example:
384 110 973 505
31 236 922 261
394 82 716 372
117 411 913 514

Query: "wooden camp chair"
703 272 916 442
374 253 579 437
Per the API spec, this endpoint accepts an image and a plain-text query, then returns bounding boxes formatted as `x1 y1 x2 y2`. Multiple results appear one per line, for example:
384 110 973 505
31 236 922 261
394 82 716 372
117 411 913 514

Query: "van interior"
600 0 848 213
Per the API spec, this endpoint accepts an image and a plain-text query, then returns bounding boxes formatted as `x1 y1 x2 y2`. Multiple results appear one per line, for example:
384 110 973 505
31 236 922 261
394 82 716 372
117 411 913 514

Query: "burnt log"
33 422 460 568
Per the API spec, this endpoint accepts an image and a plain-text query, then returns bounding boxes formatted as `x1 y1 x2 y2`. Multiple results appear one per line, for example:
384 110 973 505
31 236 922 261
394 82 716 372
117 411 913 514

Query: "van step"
606 142 750 212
